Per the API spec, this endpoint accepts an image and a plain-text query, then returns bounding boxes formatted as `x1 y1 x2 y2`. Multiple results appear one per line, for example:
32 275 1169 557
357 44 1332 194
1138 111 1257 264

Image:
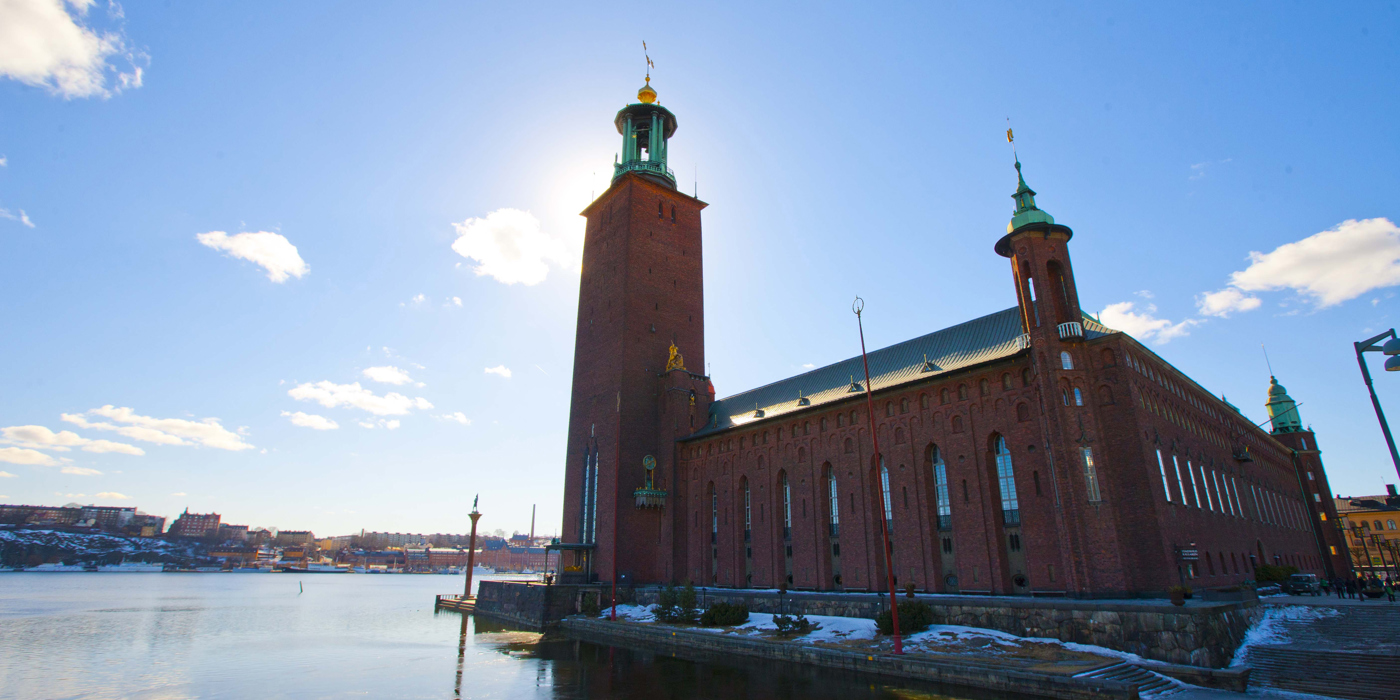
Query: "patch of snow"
1231 605 1340 666
599 604 657 623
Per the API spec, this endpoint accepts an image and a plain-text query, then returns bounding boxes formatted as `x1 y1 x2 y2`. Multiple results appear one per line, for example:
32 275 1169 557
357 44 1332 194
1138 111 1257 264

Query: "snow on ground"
599 604 657 623
729 612 877 641
1230 605 1340 666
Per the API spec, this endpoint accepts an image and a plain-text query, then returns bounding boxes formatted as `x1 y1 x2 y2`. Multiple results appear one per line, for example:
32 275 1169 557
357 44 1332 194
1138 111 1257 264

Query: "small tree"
877 601 933 635
700 602 749 627
677 582 699 623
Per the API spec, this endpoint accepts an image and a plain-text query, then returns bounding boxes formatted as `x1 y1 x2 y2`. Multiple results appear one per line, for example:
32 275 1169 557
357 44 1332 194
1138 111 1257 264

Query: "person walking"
1385 579 1396 603
1346 578 1357 600
1335 577 1346 599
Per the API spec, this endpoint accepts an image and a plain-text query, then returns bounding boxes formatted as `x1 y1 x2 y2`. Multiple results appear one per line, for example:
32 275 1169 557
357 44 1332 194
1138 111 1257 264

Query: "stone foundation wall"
629 587 1264 667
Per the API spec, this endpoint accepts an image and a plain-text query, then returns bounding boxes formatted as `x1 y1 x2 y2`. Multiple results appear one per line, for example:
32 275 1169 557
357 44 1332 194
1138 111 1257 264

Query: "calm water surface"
0 573 992 699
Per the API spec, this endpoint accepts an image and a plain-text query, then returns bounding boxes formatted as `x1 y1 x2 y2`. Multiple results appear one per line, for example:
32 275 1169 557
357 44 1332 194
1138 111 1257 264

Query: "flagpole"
853 296 902 655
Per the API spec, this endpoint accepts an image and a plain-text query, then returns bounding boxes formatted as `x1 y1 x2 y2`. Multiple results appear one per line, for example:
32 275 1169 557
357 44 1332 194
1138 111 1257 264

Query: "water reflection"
0 574 999 700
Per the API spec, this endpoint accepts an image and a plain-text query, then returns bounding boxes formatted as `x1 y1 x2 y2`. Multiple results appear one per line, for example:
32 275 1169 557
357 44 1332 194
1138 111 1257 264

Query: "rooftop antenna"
1262 343 1275 377
643 40 654 83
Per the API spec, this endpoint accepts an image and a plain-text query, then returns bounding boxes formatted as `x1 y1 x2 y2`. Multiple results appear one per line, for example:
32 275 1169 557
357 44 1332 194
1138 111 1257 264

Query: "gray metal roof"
689 307 1117 438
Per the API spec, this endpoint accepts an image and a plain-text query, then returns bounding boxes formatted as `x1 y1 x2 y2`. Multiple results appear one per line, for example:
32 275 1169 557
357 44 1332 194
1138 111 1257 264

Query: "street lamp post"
1353 330 1400 481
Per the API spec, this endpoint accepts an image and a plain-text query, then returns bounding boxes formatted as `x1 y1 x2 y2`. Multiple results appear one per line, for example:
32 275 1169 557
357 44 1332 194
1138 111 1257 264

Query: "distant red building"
167 509 221 538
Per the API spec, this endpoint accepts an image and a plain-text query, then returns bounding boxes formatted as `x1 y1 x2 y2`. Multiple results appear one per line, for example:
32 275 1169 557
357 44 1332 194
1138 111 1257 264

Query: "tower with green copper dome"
612 78 677 188
1265 376 1303 434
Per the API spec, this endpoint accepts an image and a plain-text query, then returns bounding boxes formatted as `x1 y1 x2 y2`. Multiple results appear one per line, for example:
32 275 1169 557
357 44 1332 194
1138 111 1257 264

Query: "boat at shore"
276 563 348 574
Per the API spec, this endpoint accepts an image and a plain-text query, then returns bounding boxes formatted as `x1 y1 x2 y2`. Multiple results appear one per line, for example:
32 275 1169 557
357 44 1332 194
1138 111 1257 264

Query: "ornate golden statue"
665 342 686 372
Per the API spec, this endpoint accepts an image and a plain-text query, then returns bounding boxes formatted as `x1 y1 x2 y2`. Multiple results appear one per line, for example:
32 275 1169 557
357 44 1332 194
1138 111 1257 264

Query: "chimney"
1388 484 1397 497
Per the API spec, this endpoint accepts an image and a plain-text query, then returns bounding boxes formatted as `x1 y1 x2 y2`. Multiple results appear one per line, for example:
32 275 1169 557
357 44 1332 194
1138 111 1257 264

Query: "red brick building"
559 79 1340 597
167 509 221 539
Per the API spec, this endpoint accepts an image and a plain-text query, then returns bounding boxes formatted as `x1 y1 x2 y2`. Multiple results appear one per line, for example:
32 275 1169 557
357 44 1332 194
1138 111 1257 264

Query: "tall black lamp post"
1354 330 1400 481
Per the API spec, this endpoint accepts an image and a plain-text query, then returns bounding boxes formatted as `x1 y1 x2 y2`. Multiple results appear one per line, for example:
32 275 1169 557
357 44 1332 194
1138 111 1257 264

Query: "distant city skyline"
0 2 1397 536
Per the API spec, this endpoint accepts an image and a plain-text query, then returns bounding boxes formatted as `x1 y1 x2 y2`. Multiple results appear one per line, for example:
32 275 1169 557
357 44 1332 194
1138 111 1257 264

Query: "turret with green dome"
1265 376 1303 434
612 77 677 188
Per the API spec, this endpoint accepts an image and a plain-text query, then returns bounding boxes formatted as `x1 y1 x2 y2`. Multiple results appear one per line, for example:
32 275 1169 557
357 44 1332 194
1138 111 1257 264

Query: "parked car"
1282 573 1321 596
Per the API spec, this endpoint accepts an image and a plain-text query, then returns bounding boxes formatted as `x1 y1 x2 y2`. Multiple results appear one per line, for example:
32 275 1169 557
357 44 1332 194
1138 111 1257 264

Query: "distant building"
319 535 353 552
217 524 250 542
1335 486 1400 580
274 530 315 547
0 504 138 533
210 547 258 564
167 509 221 539
130 512 166 537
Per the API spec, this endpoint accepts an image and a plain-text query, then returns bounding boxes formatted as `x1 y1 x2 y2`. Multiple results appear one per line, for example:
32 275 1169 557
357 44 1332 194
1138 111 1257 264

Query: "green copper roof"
1265 375 1303 433
1007 160 1054 233
689 307 1116 437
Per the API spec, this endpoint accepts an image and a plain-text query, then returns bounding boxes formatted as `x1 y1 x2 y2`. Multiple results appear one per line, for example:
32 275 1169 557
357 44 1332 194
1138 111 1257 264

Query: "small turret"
1265 376 1303 433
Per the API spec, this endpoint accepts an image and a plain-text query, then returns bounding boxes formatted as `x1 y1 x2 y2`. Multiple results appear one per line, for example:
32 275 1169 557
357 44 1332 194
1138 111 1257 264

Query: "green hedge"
876 601 933 635
699 601 749 627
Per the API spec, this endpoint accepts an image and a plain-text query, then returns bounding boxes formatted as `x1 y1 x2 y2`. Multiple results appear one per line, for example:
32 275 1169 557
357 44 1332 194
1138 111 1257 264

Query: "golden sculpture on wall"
665 342 686 372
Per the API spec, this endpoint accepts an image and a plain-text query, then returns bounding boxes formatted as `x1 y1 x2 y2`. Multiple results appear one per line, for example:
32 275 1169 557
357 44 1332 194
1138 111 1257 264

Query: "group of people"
1322 575 1397 602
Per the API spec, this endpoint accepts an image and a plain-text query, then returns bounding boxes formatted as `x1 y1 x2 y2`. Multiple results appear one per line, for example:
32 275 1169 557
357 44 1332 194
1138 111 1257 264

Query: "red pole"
854 297 902 655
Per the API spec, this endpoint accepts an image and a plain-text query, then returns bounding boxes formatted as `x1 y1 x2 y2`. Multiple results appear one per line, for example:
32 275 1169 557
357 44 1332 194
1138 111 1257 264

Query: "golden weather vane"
1006 118 1018 160
643 40 654 81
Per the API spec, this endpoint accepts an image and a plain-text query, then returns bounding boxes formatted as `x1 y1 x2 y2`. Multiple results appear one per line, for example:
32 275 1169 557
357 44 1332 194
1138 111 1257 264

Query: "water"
0 573 991 699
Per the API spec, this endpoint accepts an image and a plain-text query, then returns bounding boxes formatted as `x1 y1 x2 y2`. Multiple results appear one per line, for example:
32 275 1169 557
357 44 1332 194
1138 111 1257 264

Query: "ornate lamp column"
463 496 482 599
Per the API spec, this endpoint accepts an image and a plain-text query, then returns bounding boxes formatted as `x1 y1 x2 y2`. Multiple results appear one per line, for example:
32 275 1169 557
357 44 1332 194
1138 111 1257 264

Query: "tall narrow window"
742 478 752 542
879 462 894 532
1230 477 1243 517
581 448 594 543
781 472 792 540
1186 459 1201 508
995 436 1020 525
1172 455 1187 508
1061 352 1074 370
1157 450 1173 502
1214 471 1231 516
710 484 718 544
932 446 951 530
827 466 840 538
1073 387 1083 406
1082 447 1102 503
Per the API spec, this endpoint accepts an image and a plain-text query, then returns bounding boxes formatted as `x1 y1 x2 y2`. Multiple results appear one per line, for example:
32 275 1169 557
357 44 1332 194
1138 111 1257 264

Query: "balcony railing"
614 159 675 182
1015 333 1032 350
1057 321 1084 340
633 488 667 509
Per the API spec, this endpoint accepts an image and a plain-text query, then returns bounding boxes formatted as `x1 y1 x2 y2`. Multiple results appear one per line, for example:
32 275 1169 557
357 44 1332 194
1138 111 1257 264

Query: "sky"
1 1 1398 538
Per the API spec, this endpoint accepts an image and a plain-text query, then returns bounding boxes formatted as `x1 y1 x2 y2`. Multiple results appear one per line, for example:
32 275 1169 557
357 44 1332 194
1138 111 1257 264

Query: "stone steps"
1247 646 1400 700
1076 662 1182 698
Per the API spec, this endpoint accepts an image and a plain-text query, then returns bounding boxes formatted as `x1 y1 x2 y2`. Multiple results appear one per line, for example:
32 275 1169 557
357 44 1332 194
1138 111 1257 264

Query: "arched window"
1073 387 1083 406
886 401 894 417
930 445 951 530
1061 352 1074 370
1082 447 1101 503
658 201 664 218
850 410 858 424
740 437 747 449
1002 373 1013 391
780 471 792 540
798 446 807 462
670 205 676 222
994 436 1020 525
823 464 834 534
1016 402 1031 422
951 415 964 433
895 427 905 444
900 398 910 414
741 477 752 542
1389 520 1397 530
804 421 811 436
757 455 765 470
879 462 893 531
820 417 828 432
1022 368 1032 387
958 384 968 400
836 413 845 428
844 438 854 454
1376 520 1384 531
940 389 950 404
979 379 990 396
920 393 929 409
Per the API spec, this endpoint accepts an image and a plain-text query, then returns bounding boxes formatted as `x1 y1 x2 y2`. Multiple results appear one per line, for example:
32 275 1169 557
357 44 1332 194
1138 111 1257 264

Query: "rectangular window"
1330 545 1337 555
1082 447 1101 503
828 471 840 539
933 461 952 531
1307 471 1314 481
996 446 1020 526
1157 450 1172 502
1313 493 1321 503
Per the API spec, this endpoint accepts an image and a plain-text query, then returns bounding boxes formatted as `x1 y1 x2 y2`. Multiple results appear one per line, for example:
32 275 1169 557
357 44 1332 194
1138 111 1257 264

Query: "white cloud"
484 365 512 379
437 412 471 426
171 491 186 496
61 406 254 451
0 0 144 99
1 425 145 455
1196 288 1262 318
280 411 339 431
1 207 36 228
288 381 431 416
1099 301 1199 344
95 491 130 499
0 446 61 466
0 471 15 477
0 156 6 166
451 208 574 285
1198 218 1400 317
801 363 815 369
451 296 462 307
383 419 400 430
362 365 414 386
196 230 308 283
357 418 400 429
358 420 376 429
61 466 101 475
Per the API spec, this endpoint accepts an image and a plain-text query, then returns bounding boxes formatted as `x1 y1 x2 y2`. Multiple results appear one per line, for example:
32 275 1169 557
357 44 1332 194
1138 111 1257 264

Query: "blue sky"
1 2 1397 537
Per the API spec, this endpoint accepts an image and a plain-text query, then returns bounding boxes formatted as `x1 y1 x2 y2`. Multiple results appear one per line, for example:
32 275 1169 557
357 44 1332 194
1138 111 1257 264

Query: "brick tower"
1265 376 1352 579
559 77 711 585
